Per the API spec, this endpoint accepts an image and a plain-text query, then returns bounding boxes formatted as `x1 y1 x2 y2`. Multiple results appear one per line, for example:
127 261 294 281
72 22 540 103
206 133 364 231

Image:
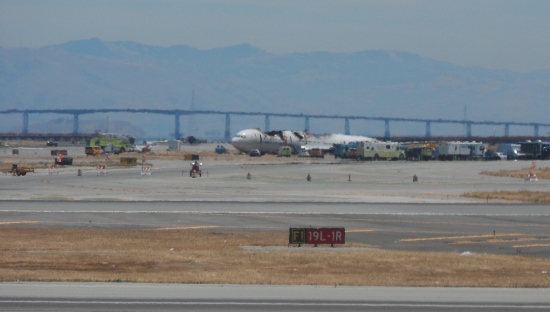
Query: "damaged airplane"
230 128 378 155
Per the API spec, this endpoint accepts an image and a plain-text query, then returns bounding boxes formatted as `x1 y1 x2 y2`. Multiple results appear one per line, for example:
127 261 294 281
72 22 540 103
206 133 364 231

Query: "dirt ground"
1 227 549 287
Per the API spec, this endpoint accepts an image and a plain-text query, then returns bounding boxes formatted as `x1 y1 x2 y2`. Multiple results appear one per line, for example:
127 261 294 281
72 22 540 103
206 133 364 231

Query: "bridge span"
1 108 549 142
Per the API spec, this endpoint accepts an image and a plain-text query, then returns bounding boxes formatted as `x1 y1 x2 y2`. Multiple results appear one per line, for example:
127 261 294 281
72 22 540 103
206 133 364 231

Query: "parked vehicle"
497 143 526 160
46 141 58 147
277 146 292 157
437 142 485 160
519 141 550 160
484 150 506 160
85 146 101 156
308 147 324 158
50 149 68 156
249 149 261 157
89 133 135 154
8 164 27 176
333 142 357 159
55 157 73 165
357 141 405 160
215 145 227 154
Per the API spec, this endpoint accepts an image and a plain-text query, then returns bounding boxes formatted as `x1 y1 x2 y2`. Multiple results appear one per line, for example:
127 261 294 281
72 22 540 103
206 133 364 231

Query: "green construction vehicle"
89 133 135 154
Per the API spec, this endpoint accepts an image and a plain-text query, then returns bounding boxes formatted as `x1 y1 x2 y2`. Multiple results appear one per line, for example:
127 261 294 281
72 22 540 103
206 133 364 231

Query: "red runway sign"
289 227 345 245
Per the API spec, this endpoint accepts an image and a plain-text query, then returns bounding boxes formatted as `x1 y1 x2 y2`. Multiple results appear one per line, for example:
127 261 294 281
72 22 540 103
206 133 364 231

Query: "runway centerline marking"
155 226 219 230
401 233 523 242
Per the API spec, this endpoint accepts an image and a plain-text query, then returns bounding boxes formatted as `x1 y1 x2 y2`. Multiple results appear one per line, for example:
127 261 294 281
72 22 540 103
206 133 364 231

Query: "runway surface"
1 282 550 312
2 200 550 256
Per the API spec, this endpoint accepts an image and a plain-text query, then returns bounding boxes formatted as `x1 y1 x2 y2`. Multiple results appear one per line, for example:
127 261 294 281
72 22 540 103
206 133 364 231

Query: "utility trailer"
519 141 550 160
437 142 485 161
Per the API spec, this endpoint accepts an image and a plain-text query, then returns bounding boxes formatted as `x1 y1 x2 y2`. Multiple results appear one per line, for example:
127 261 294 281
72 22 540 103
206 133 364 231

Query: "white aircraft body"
231 128 378 154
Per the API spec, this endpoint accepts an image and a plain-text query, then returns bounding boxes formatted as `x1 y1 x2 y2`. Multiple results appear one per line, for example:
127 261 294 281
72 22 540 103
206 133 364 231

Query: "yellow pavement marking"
156 226 219 230
346 229 375 233
514 243 550 248
0 221 39 225
401 233 523 242
450 237 548 245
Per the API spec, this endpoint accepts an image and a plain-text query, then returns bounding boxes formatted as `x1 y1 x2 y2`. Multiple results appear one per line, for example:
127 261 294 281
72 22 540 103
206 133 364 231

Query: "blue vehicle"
215 145 227 154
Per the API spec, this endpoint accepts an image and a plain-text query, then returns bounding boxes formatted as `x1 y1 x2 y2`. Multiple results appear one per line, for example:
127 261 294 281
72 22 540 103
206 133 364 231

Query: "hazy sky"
1 0 549 72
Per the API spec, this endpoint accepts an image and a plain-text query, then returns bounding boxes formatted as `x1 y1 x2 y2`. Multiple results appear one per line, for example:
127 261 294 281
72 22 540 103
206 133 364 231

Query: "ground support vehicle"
46 141 58 147
55 157 73 165
333 142 358 159
519 141 550 160
89 133 135 154
437 142 485 161
8 164 27 176
189 161 202 178
357 141 405 161
85 146 101 156
497 143 526 160
309 147 325 158
298 147 310 157
406 147 434 161
484 150 506 161
277 146 292 157
215 145 227 154
50 149 67 156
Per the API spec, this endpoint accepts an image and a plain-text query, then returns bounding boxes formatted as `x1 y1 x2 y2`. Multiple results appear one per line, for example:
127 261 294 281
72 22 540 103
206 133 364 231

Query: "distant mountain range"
1 38 549 138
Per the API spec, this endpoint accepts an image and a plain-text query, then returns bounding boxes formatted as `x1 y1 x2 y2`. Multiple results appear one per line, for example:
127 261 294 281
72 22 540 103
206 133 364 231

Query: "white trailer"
438 142 485 160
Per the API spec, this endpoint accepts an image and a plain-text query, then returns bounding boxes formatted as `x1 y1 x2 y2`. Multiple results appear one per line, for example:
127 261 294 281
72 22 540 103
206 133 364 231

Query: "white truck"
497 143 525 160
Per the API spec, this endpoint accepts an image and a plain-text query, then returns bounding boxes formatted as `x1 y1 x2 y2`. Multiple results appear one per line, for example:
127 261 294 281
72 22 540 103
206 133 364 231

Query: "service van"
277 146 292 157
357 141 405 160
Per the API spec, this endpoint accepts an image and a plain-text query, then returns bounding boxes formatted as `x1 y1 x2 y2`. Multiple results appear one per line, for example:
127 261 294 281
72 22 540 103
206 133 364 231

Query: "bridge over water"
1 109 548 142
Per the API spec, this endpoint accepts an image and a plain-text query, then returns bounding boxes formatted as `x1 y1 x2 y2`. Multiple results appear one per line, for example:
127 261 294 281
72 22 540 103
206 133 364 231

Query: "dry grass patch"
473 167 550 203
462 190 550 203
1 227 549 287
481 167 550 179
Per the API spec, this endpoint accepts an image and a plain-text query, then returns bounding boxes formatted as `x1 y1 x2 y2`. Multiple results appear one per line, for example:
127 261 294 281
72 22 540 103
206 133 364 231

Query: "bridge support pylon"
344 118 350 135
72 113 79 134
384 119 390 139
22 111 29 134
425 121 431 138
224 114 231 143
265 115 270 131
174 114 181 139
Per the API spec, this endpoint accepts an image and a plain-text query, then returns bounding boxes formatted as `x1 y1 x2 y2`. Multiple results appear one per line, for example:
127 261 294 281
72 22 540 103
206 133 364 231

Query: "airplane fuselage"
230 128 377 154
